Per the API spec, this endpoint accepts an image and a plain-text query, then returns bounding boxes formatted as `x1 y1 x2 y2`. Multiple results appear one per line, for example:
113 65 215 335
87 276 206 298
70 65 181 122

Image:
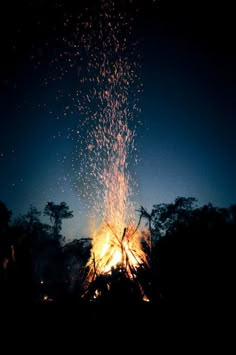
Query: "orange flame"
88 222 148 279
85 127 149 284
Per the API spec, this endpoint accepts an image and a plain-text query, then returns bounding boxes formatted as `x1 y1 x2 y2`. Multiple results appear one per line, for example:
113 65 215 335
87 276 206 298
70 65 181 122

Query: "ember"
72 1 150 301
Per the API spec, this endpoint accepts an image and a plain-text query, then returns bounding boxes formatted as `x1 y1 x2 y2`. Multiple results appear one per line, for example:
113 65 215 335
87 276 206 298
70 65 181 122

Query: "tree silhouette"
17 205 41 226
0 200 12 234
44 202 73 238
0 196 235 305
0 201 12 303
151 196 197 236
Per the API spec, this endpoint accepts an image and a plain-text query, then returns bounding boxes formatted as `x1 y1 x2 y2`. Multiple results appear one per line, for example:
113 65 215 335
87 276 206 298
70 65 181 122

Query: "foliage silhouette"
0 200 12 233
0 197 234 306
44 201 73 239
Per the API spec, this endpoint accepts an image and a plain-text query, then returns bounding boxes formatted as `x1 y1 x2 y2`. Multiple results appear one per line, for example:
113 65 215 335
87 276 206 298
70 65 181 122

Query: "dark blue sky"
0 0 235 239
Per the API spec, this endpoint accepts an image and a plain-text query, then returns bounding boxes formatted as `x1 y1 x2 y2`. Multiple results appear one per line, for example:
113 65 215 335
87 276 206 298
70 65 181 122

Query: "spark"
38 1 148 296
65 1 149 293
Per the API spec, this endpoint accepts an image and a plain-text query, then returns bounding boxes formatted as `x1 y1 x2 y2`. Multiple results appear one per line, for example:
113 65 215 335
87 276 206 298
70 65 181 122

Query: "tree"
44 202 73 238
0 201 12 303
20 205 41 225
152 196 197 235
0 200 12 234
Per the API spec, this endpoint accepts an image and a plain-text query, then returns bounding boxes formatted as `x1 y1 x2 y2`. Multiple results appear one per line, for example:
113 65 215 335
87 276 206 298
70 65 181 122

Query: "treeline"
0 197 235 305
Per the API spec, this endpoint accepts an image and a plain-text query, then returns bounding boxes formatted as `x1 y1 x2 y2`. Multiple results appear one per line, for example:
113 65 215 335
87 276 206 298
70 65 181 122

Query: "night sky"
0 0 235 239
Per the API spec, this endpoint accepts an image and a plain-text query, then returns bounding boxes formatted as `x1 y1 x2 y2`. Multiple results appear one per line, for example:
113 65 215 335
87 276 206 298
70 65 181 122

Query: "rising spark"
41 1 149 299
70 1 150 299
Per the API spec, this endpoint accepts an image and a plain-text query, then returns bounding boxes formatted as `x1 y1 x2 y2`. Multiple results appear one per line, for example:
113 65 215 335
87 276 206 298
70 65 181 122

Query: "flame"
84 218 150 302
85 128 149 284
84 92 149 285
89 224 148 278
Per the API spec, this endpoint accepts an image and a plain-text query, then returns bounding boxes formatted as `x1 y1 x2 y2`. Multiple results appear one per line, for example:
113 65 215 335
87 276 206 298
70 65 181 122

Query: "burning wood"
83 221 150 303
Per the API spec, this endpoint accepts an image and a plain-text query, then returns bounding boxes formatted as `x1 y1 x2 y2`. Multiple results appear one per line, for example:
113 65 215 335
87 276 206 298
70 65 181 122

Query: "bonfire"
82 216 151 302
72 2 151 302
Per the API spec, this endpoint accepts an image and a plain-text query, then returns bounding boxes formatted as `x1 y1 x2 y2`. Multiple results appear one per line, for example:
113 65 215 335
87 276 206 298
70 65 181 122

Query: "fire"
84 220 150 302
69 2 150 301
88 223 148 278
84 117 149 296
